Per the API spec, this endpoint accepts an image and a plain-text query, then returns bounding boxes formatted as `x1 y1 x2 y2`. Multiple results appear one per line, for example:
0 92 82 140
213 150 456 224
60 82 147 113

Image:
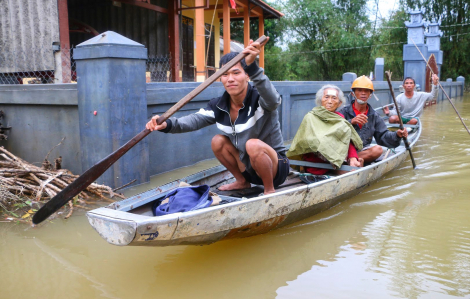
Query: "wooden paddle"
32 35 269 225
385 70 417 169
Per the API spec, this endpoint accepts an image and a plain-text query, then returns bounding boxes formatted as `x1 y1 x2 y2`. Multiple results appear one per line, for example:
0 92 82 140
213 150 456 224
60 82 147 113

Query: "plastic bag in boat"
152 185 213 216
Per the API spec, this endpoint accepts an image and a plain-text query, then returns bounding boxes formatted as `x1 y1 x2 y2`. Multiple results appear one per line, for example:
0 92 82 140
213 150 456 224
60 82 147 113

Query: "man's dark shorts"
241 152 290 188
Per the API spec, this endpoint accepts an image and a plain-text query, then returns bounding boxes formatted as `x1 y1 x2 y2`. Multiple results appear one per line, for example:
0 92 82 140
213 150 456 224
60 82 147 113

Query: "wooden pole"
223 0 231 54
385 71 417 169
195 0 206 82
258 13 264 69
169 0 181 82
243 1 250 47
58 0 71 83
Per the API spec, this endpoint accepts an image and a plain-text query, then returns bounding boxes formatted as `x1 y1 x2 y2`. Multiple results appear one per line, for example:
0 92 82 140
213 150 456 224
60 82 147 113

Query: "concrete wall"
0 84 81 172
0 79 464 183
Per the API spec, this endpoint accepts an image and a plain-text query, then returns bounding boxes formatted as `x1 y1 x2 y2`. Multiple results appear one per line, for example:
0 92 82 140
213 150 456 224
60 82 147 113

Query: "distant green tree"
372 9 408 79
224 17 284 51
279 0 375 80
220 1 287 80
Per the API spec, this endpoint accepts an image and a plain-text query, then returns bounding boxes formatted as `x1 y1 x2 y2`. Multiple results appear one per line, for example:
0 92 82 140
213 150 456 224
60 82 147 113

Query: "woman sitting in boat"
287 84 363 176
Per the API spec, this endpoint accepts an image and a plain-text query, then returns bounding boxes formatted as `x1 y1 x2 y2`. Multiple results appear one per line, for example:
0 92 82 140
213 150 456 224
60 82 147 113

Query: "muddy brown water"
1 94 470 299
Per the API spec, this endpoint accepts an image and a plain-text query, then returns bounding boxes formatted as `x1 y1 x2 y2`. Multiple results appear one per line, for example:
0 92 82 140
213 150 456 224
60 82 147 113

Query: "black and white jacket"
161 62 286 174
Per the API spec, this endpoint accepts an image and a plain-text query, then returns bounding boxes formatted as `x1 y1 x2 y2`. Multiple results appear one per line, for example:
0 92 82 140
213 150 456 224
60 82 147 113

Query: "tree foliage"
224 0 469 82
372 9 408 79
401 0 470 80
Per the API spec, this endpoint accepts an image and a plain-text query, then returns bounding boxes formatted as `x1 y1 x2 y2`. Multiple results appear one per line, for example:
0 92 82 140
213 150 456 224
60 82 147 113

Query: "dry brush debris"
0 146 125 223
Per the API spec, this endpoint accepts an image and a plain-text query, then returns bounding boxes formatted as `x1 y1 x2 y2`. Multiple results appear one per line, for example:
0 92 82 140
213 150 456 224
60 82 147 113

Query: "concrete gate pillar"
403 8 428 90
425 19 444 75
74 31 149 188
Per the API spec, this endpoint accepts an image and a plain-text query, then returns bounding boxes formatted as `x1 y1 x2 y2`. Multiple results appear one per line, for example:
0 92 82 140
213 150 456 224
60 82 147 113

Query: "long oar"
32 35 268 225
409 37 470 135
385 70 417 169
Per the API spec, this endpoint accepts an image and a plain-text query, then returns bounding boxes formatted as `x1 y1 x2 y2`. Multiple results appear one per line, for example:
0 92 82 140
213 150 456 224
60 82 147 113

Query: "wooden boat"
86 120 421 247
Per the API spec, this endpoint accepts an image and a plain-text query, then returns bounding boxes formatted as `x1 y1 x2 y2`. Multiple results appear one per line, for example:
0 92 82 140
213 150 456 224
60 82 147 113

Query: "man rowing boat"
146 39 289 195
384 75 439 124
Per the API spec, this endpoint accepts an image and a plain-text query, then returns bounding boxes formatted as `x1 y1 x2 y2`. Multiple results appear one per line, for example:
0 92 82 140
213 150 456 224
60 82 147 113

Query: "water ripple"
351 192 412 207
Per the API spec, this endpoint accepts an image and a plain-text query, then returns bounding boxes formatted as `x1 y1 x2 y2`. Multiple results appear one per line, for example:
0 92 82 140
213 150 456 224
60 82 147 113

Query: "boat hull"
87 141 411 246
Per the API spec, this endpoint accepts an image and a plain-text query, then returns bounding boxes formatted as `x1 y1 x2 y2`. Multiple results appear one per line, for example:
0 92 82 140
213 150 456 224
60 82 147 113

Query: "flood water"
1 94 470 299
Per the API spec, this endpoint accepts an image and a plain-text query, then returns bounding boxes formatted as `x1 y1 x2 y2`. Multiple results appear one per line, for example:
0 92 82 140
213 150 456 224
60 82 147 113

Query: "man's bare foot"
218 180 251 191
263 189 276 195
359 158 364 167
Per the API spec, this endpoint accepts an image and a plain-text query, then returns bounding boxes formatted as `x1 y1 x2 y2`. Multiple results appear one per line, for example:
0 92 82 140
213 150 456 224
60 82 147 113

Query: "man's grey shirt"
389 84 438 118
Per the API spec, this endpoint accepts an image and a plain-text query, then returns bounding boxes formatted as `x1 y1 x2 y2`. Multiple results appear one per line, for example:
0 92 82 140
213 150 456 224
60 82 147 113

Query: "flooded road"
1 94 470 299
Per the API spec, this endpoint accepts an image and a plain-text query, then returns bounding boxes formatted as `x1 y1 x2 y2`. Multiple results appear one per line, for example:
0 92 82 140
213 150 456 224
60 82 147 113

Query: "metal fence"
146 54 172 82
0 47 172 84
0 47 76 84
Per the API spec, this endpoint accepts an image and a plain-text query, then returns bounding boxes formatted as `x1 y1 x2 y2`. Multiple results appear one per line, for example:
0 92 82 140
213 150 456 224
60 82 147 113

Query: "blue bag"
152 185 213 216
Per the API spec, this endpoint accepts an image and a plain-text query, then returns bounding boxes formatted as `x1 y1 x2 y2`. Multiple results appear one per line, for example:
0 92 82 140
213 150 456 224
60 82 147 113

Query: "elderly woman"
287 84 363 176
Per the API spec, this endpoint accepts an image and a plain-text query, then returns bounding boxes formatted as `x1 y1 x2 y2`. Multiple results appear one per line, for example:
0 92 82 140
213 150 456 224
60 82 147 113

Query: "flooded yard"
1 94 470 299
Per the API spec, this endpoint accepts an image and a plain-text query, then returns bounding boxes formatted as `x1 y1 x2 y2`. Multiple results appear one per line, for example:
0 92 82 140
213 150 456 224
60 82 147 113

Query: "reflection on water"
1 95 470 299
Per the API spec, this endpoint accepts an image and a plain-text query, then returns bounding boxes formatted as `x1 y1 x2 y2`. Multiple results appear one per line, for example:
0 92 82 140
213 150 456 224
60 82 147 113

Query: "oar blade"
33 129 151 224
32 174 96 224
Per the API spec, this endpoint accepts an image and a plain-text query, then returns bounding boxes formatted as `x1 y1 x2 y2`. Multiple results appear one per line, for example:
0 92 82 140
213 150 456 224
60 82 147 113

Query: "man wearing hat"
339 76 408 164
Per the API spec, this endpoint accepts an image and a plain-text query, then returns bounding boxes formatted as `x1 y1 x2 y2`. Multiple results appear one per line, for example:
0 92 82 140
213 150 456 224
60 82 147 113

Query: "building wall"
68 0 169 57
0 0 60 73
0 80 463 179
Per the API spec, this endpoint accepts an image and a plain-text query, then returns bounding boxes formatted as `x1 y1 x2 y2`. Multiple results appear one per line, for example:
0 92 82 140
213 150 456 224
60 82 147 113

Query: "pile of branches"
0 146 124 222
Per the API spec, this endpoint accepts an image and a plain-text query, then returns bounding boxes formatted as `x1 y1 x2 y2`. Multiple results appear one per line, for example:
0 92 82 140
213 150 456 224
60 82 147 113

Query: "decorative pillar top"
425 18 443 37
425 18 443 52
74 31 147 60
405 8 428 44
405 8 427 27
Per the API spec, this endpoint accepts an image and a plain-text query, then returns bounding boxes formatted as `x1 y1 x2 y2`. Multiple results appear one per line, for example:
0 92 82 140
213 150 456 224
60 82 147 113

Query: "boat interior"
126 120 420 217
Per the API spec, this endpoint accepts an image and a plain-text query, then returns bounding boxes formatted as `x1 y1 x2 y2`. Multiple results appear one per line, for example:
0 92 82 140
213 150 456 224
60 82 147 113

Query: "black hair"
403 77 416 85
219 52 247 69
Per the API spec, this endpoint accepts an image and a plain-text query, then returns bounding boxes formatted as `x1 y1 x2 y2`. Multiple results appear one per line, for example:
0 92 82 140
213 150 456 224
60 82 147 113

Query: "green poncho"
287 106 363 169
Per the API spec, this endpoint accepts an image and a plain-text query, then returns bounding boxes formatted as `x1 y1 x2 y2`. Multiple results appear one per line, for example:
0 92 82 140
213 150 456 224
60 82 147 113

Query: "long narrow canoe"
86 121 421 247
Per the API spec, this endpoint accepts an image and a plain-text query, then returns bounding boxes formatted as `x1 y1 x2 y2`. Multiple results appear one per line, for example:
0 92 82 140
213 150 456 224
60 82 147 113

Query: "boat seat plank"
387 123 419 129
289 160 359 171
215 185 265 199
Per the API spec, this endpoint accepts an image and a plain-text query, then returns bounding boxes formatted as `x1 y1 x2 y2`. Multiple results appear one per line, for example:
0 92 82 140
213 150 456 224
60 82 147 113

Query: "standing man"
146 39 289 195
339 76 408 164
385 74 439 124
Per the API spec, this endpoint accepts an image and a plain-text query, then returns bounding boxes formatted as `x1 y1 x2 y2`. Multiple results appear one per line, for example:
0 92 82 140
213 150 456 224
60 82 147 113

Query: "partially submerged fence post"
446 78 453 98
457 76 465 94
74 31 149 188
342 72 357 104
374 58 384 81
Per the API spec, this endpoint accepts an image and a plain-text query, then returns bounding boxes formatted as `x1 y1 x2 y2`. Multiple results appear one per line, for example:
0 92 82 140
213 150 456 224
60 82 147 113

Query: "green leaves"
227 0 468 81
